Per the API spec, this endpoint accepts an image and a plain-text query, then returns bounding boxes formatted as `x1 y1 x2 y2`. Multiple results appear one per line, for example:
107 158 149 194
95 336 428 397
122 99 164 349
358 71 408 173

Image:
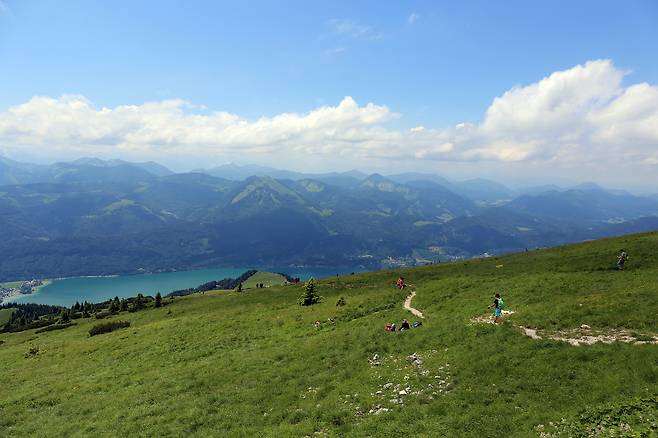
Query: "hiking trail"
519 326 658 346
403 285 424 319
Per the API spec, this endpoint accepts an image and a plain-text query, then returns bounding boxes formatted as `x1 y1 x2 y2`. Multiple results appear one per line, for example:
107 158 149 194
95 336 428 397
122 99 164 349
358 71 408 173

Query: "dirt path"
521 326 542 340
519 326 658 346
403 286 424 319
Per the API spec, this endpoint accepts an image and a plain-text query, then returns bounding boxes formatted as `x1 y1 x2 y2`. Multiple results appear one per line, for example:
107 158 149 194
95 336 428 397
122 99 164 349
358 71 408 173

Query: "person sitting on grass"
400 319 411 330
487 293 505 323
396 276 406 290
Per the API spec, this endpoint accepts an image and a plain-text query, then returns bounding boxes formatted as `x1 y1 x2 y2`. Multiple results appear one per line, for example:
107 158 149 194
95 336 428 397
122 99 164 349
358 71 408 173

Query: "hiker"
400 319 411 331
487 293 505 323
314 320 321 329
396 276 406 290
617 249 628 270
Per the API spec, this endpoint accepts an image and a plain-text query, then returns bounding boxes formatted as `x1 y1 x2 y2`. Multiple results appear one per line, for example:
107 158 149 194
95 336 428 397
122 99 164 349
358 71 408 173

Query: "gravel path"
403 286 424 319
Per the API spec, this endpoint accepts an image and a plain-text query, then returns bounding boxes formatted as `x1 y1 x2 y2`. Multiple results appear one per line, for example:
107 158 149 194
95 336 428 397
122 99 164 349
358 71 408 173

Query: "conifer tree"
299 278 321 306
109 296 120 313
59 309 70 323
155 292 162 308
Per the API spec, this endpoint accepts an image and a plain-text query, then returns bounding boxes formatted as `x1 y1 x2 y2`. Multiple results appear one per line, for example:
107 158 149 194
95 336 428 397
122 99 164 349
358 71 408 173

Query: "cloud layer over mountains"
1 60 657 183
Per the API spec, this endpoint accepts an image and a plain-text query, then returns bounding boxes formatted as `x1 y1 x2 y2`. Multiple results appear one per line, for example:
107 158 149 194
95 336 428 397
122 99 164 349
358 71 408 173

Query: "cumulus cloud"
1 59 657 177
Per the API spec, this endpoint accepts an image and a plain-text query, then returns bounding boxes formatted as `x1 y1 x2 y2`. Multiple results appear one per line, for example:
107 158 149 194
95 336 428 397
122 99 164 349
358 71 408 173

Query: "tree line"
166 270 258 297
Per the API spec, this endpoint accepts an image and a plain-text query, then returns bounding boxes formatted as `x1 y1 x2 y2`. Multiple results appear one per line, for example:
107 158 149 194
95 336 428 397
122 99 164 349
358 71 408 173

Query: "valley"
1 157 657 282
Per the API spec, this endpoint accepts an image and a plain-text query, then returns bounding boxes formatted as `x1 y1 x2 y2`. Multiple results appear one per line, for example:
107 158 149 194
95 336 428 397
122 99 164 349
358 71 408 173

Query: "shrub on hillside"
35 322 74 334
89 320 130 337
336 297 346 306
95 311 112 319
1 318 56 333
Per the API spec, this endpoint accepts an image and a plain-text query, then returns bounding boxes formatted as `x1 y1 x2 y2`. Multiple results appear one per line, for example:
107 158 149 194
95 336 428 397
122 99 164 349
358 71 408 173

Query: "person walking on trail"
617 249 628 271
396 276 406 290
487 293 505 323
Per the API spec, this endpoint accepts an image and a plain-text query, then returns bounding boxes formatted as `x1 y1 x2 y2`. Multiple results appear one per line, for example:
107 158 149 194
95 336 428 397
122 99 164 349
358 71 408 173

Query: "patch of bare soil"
520 325 658 346
469 310 515 325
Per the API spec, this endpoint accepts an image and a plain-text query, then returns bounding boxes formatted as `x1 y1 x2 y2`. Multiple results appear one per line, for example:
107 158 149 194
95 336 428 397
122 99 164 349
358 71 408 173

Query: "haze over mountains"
1 156 657 281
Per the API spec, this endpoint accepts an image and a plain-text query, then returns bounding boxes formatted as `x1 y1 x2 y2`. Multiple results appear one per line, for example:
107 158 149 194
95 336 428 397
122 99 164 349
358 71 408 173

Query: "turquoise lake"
7 266 361 307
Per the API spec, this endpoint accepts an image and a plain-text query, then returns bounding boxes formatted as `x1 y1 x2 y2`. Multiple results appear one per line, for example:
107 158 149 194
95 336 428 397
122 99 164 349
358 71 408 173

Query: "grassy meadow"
0 232 657 437
242 271 288 289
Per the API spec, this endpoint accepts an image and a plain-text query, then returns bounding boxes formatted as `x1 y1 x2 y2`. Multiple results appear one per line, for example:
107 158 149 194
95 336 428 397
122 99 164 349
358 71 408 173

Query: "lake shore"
5 266 364 307
0 279 52 305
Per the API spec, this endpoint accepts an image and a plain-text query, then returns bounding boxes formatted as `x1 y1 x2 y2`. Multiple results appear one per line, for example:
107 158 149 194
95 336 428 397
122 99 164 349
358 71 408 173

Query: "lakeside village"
0 279 44 304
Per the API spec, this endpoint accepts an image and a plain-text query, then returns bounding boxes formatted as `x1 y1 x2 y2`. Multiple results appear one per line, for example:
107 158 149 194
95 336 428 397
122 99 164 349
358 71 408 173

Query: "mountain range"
1 156 657 280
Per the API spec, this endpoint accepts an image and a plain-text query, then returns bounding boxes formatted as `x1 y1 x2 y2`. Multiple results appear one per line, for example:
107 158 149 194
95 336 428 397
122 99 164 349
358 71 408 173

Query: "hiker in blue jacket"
487 293 505 323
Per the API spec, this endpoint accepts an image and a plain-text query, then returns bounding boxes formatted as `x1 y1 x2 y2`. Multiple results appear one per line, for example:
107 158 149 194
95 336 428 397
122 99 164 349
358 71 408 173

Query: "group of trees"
0 302 63 332
102 293 164 316
1 291 167 333
167 270 258 298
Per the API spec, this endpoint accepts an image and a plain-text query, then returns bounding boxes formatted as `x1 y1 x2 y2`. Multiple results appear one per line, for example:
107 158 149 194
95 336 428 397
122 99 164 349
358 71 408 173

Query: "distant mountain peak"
230 176 305 207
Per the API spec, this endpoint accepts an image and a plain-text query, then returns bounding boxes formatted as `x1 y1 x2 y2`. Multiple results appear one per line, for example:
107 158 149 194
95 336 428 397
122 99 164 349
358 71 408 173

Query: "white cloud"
327 18 383 40
323 47 346 56
408 13 420 24
1 60 658 184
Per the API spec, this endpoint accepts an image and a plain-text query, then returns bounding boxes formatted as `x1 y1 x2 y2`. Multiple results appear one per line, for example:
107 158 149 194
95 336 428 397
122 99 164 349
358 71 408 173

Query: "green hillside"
1 232 657 437
0 308 15 326
242 271 288 289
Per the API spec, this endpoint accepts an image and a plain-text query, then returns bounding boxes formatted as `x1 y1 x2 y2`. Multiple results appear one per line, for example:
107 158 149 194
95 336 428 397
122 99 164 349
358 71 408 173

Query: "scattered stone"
399 389 407 396
383 383 393 390
369 353 381 366
373 406 389 415
580 324 591 330
407 353 423 367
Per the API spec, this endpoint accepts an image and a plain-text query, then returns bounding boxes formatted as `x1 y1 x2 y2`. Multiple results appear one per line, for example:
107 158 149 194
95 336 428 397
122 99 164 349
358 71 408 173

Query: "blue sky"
1 1 658 189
